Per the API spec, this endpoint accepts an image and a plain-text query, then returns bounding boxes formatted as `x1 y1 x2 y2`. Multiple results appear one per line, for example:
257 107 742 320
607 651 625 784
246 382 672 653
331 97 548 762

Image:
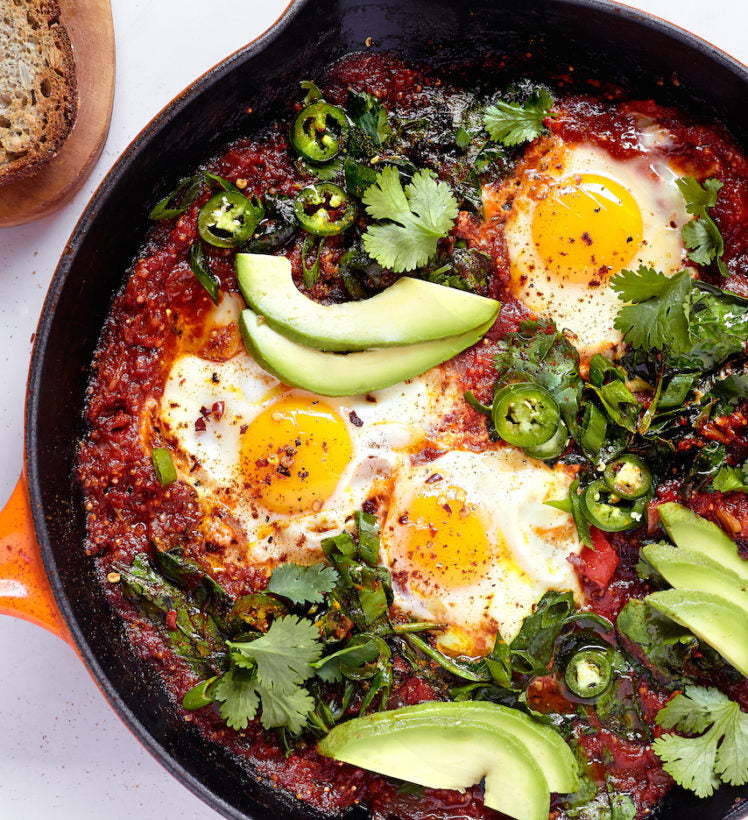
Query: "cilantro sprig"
653 686 748 797
676 176 728 277
610 266 692 352
483 88 555 146
362 166 459 272
214 615 322 732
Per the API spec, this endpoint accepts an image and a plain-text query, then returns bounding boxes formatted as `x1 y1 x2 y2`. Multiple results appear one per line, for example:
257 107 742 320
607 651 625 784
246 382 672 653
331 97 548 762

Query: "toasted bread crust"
0 0 78 186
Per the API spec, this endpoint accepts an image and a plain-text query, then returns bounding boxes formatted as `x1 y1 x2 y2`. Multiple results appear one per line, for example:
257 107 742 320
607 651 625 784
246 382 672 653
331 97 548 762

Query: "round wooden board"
0 0 115 227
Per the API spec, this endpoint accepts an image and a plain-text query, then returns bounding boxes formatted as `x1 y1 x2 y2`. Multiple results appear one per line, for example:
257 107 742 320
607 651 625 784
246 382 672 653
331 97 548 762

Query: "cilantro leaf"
653 729 721 797
676 176 728 276
611 266 692 352
677 176 723 215
683 217 725 267
254 680 316 734
347 89 392 146
653 686 748 796
484 88 554 146
214 666 259 730
362 167 459 272
267 562 340 604
228 614 322 692
712 461 748 493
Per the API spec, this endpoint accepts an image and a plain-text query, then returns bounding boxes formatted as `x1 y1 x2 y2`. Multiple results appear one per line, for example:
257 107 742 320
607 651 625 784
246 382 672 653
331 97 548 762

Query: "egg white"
503 141 691 358
382 448 582 657
157 343 448 569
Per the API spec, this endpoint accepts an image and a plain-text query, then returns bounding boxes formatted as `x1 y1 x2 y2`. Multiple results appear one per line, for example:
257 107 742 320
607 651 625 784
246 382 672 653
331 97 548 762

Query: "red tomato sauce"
77 51 748 819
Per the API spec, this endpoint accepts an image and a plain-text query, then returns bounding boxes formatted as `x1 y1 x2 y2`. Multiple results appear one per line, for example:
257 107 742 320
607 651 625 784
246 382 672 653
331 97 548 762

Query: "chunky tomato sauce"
78 51 748 819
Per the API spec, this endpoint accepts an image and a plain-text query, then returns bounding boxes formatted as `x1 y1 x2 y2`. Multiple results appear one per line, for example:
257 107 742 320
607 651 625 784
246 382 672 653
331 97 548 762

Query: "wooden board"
0 0 115 227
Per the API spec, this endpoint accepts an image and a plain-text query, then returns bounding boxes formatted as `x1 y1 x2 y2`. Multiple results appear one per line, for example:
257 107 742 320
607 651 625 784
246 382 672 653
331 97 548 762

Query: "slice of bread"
0 0 78 186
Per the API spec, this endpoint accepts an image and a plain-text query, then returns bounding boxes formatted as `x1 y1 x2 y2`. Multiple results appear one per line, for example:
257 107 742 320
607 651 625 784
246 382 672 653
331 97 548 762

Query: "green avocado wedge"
235 253 500 352
657 503 748 583
389 701 579 794
317 703 553 820
641 543 748 611
239 308 494 397
646 589 748 677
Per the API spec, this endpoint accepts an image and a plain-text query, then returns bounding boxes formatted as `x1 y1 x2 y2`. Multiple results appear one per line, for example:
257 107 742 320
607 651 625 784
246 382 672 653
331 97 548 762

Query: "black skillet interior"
26 0 748 818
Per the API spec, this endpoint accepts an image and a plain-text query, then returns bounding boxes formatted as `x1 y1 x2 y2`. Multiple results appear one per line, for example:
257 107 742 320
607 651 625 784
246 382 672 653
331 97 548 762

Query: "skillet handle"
0 474 73 646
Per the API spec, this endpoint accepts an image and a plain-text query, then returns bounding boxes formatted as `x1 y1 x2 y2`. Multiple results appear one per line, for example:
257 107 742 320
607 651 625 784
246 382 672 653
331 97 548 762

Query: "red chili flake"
199 405 211 417
240 424 248 434
398 513 409 525
212 401 225 421
165 609 178 630
425 473 443 484
442 503 452 515
349 410 364 427
211 372 220 383
195 417 207 431
581 232 593 245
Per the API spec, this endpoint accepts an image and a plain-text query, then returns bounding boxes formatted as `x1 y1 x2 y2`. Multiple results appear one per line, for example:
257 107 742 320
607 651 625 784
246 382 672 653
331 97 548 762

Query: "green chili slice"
582 479 648 532
293 183 356 236
464 390 492 415
291 102 349 162
152 447 177 487
603 454 652 500
522 419 569 460
564 647 613 699
197 191 262 248
189 243 219 304
492 382 561 447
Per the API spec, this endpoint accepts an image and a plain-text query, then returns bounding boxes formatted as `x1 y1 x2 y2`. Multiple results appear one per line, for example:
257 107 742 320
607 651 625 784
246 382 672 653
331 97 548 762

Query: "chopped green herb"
189 242 220 304
149 173 202 220
152 447 177 486
484 88 554 146
347 89 392 146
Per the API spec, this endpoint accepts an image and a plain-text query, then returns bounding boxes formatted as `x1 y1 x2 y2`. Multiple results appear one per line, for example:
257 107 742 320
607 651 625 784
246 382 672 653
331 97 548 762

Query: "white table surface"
0 1 745 817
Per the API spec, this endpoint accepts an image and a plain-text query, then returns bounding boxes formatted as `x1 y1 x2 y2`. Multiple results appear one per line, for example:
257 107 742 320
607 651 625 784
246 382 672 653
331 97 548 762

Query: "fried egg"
157 309 446 568
382 448 582 657
502 139 691 357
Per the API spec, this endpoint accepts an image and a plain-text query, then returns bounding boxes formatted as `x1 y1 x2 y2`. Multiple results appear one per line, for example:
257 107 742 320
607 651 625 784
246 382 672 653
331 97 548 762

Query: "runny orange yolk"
395 485 494 594
240 395 352 515
531 173 643 282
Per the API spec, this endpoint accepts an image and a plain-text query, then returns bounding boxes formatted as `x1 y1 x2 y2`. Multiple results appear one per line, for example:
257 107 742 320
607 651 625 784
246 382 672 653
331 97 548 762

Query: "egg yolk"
531 173 643 282
392 485 495 594
240 395 352 515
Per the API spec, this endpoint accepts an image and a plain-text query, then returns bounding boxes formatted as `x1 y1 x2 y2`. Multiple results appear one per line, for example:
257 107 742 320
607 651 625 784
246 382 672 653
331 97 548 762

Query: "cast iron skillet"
23 0 748 817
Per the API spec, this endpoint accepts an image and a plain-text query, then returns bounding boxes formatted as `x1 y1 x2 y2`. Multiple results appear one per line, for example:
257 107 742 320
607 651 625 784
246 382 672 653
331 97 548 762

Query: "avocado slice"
235 253 500 352
394 701 579 794
657 502 748 583
646 589 748 676
317 703 551 820
239 308 494 397
642 543 748 611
